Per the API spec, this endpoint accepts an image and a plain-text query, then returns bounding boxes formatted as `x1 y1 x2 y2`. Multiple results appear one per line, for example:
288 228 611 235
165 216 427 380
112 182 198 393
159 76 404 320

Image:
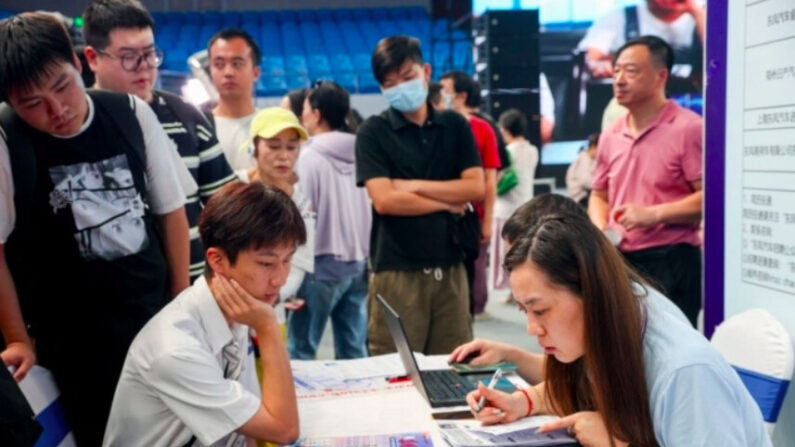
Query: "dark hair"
345 108 364 134
199 181 307 267
503 214 657 447
498 108 527 138
371 35 423 84
74 44 97 87
284 88 307 118
306 81 350 131
501 194 585 245
208 27 262 66
587 132 600 149
613 34 674 73
440 70 480 107
82 0 153 50
0 13 77 102
428 81 443 106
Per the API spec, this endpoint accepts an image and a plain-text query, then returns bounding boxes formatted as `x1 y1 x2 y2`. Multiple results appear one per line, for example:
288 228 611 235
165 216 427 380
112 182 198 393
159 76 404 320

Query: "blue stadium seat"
260 11 278 23
222 11 241 27
409 6 429 19
309 54 332 76
279 11 298 23
287 74 310 90
335 72 357 92
297 10 316 22
163 48 190 72
433 19 450 38
151 12 166 26
203 11 221 26
453 41 472 70
372 8 390 20
286 55 308 75
332 9 352 21
433 44 451 71
184 11 202 26
257 77 287 96
331 54 354 73
164 12 184 27
262 56 286 76
353 53 370 72
389 8 409 20
178 25 199 43
357 71 380 93
241 11 260 26
352 9 371 21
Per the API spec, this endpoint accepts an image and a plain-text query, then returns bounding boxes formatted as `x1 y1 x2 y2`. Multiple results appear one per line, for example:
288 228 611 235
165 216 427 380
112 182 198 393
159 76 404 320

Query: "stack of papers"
291 353 450 396
437 417 577 447
292 432 433 447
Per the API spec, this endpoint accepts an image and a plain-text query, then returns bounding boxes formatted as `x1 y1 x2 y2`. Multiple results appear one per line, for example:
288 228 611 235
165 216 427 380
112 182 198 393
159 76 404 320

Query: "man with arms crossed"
356 35 484 355
588 35 703 326
104 181 302 446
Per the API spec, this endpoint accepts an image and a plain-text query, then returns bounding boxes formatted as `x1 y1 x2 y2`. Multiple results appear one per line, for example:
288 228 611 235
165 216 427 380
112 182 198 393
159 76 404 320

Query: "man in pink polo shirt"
589 35 702 326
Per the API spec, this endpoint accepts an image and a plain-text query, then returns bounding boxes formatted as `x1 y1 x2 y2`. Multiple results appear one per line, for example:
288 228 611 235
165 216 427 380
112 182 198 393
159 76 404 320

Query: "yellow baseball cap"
250 107 309 141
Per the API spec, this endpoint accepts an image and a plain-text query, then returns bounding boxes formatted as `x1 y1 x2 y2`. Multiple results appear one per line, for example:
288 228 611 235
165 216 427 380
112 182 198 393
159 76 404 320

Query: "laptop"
377 294 476 408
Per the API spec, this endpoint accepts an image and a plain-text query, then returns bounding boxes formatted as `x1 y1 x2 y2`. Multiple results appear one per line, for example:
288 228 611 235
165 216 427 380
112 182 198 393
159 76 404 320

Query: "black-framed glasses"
97 48 164 72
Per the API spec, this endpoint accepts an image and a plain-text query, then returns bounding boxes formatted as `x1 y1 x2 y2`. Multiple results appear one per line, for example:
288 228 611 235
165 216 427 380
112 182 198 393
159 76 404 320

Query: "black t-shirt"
356 105 482 271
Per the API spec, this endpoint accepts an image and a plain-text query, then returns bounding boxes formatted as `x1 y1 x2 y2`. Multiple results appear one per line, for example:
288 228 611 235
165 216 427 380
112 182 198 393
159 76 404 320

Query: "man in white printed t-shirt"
578 0 705 80
207 28 261 171
104 181 303 447
0 12 194 446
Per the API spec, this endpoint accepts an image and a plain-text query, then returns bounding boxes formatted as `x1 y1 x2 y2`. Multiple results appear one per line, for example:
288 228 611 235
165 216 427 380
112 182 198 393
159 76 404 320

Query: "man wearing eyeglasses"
588 36 703 327
83 0 237 282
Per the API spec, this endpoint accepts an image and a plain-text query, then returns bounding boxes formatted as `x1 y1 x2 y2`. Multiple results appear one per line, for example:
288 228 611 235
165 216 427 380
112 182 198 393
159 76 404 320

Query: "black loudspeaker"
483 91 541 148
475 10 541 147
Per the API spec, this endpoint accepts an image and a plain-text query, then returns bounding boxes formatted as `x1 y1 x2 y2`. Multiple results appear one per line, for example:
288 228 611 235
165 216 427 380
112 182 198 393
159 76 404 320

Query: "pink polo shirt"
592 100 702 252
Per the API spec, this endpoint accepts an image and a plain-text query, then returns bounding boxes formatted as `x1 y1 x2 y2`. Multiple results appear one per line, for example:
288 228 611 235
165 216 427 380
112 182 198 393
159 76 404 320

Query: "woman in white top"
237 107 315 324
491 109 538 290
566 133 599 207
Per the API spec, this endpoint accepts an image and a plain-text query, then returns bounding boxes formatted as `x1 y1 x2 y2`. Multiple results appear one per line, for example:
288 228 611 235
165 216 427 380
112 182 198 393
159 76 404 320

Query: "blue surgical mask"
382 78 428 112
442 91 453 110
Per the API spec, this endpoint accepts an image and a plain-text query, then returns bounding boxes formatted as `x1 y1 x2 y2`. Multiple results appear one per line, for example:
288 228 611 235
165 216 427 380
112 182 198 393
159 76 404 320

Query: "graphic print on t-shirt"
48 154 149 261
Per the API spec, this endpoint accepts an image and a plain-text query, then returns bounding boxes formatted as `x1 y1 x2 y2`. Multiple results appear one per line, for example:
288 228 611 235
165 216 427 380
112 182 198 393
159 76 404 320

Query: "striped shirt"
150 91 236 280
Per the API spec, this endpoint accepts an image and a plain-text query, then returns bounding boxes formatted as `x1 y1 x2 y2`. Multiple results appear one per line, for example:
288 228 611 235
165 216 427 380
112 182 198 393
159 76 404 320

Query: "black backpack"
0 90 146 229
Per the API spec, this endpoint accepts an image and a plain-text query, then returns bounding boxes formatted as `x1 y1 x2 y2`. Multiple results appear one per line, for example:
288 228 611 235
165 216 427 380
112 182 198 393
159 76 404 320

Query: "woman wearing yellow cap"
237 107 315 329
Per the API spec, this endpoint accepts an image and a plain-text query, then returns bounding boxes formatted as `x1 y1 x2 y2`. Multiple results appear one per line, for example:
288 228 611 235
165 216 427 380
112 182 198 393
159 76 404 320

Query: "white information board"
722 1 795 444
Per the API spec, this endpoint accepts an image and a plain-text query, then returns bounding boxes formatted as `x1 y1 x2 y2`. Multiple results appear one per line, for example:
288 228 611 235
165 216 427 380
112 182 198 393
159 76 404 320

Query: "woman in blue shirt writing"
452 213 770 447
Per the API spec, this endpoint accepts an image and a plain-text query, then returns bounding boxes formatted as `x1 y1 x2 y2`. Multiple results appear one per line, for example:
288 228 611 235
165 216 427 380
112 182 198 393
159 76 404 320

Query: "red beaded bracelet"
521 387 534 417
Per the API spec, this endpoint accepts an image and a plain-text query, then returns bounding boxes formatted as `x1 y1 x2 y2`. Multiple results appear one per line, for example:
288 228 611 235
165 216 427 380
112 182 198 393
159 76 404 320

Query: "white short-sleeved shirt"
103 275 260 447
577 3 700 55
0 93 196 243
215 113 257 172
642 287 772 446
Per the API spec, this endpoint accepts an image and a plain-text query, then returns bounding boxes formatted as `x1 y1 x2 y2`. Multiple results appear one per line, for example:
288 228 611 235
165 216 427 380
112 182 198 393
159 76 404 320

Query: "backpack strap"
87 90 146 170
156 89 204 152
0 103 37 229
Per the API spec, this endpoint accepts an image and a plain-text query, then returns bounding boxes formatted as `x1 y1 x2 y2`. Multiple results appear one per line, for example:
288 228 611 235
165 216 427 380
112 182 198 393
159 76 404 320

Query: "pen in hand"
474 368 503 413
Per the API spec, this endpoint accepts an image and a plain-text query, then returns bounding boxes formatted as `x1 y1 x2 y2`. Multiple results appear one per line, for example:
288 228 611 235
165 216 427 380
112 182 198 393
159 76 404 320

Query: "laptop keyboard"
420 370 475 404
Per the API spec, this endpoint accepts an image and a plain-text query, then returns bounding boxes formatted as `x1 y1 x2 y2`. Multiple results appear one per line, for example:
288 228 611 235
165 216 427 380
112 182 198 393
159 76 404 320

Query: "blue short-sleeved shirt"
643 288 772 446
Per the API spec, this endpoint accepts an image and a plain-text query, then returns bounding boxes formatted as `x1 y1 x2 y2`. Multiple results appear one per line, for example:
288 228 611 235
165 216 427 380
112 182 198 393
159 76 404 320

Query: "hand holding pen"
466 368 532 425
474 368 504 413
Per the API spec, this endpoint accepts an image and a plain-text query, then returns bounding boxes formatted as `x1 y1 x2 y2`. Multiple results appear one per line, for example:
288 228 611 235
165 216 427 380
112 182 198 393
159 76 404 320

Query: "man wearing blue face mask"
355 35 485 356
